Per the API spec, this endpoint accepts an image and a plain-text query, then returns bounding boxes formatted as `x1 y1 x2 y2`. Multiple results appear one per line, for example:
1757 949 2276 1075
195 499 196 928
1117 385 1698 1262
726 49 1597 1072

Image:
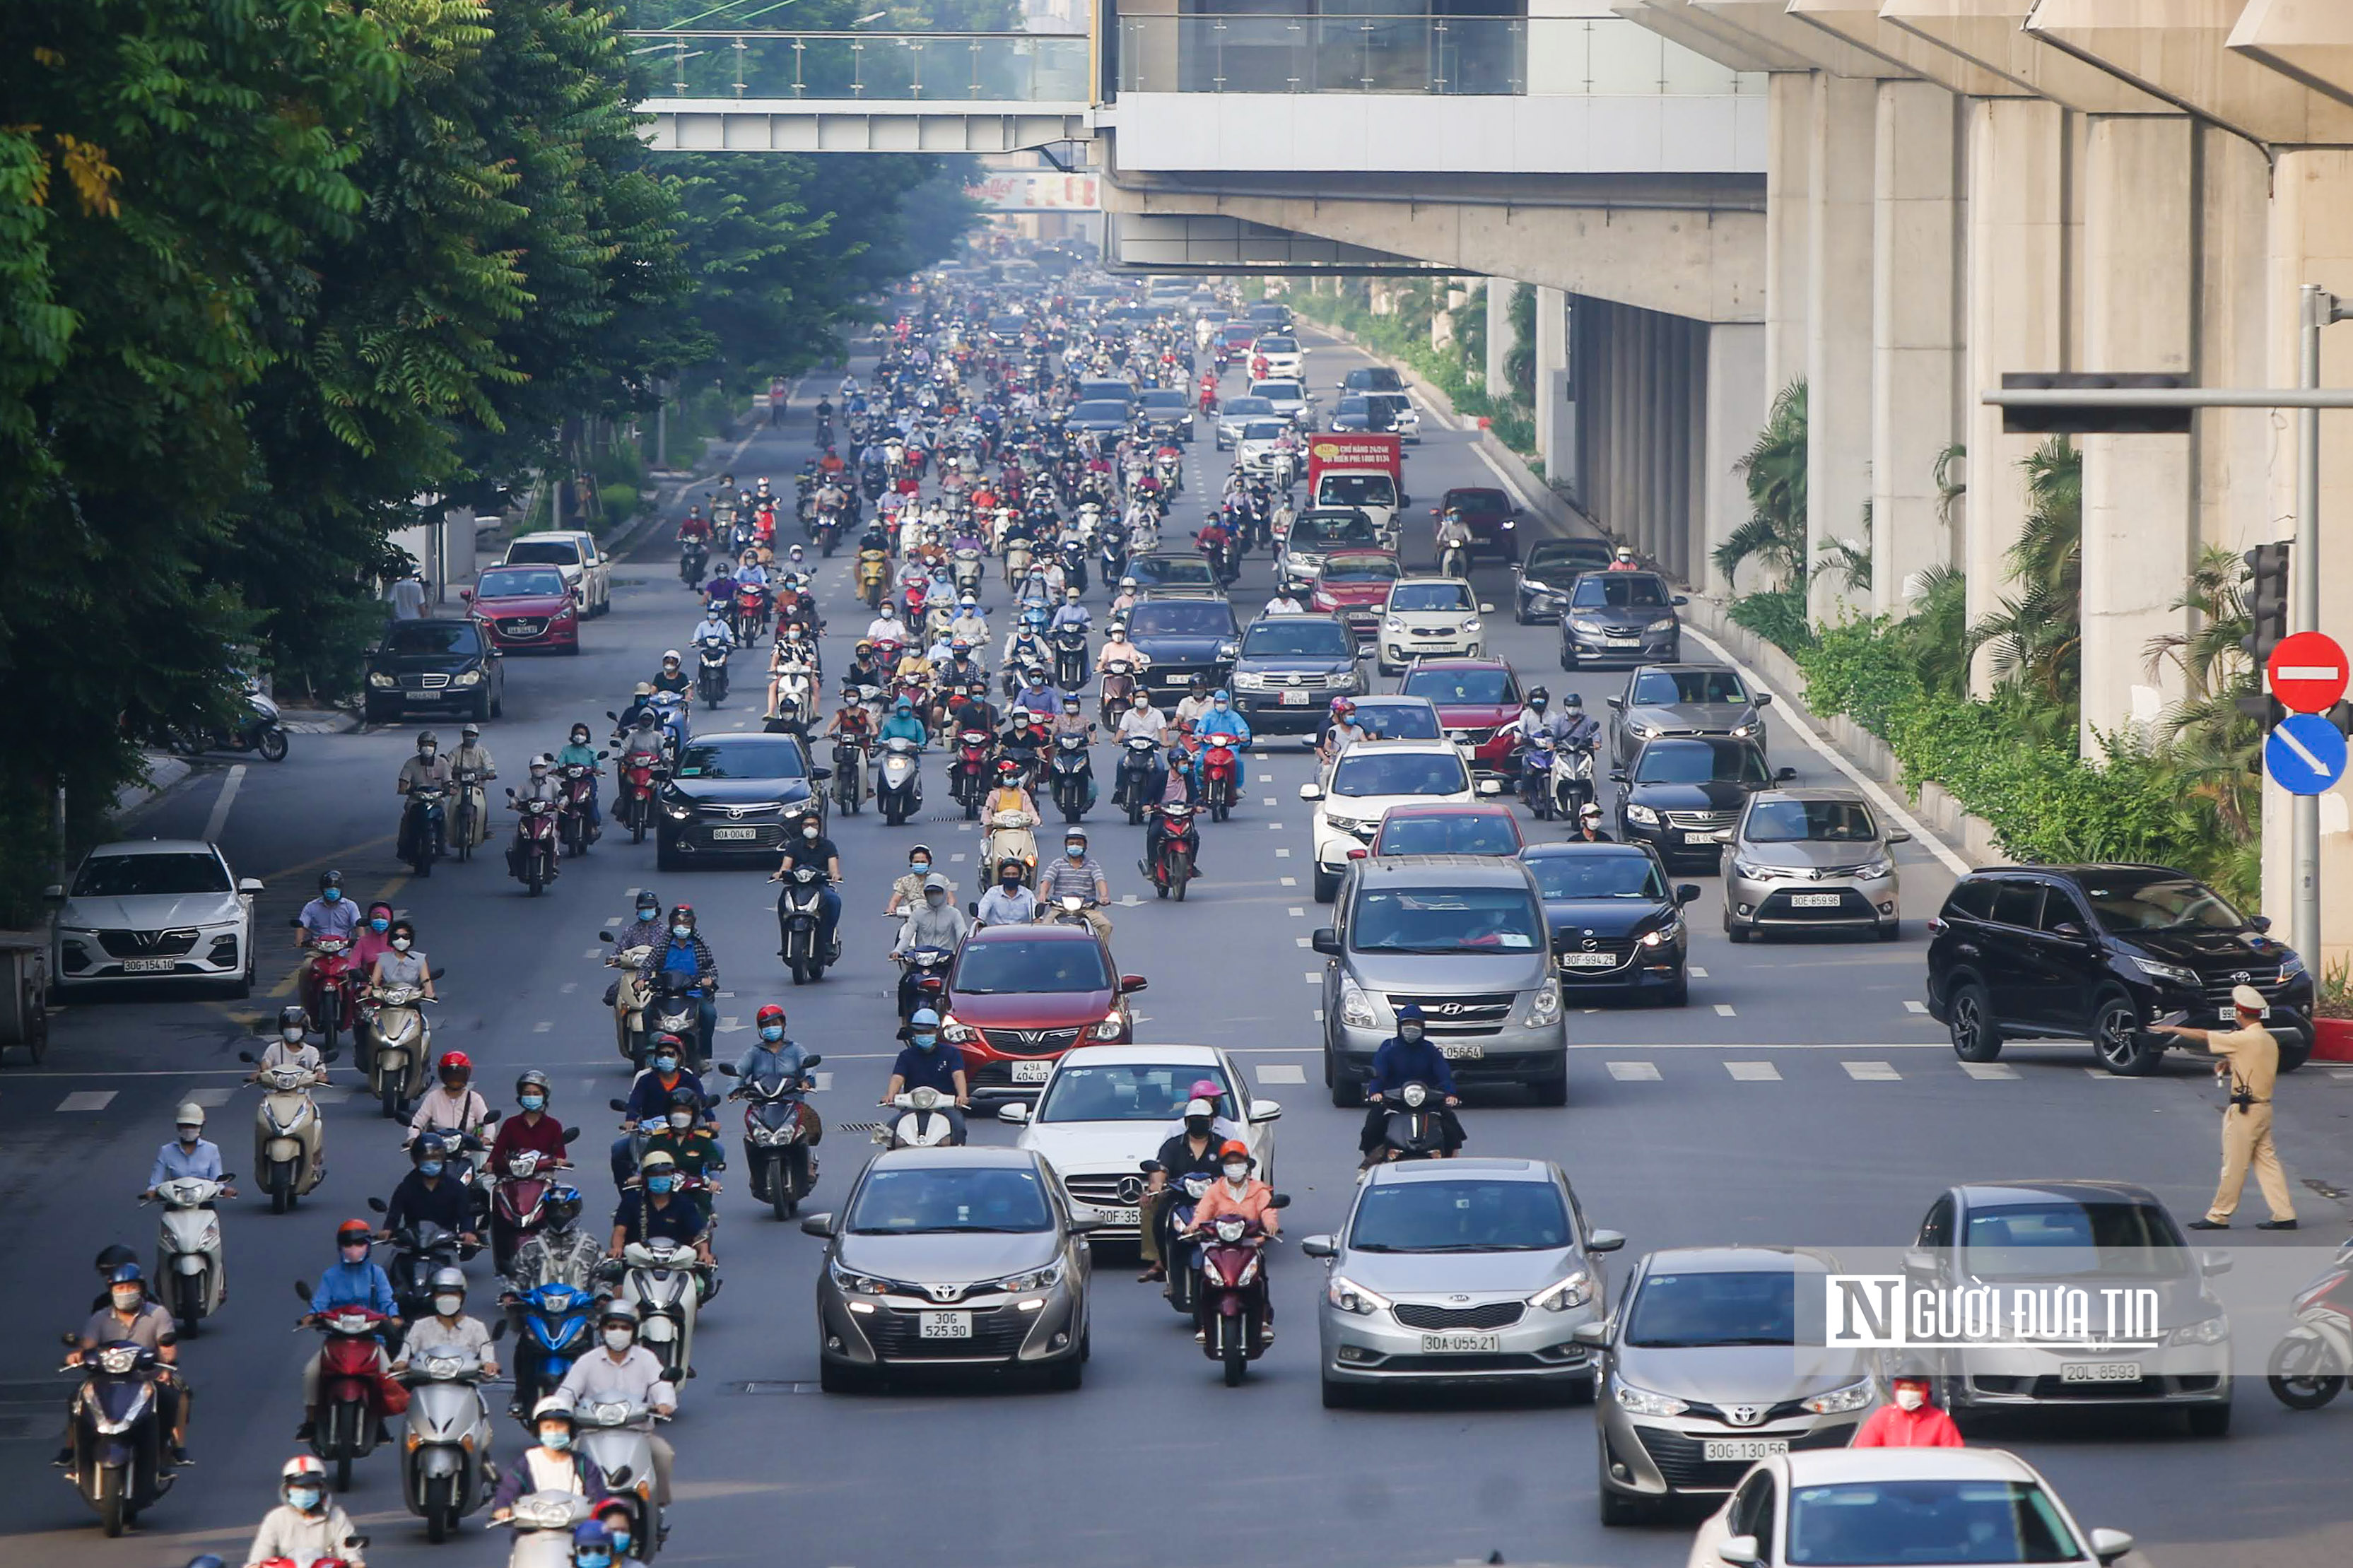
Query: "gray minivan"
1313 856 1568 1107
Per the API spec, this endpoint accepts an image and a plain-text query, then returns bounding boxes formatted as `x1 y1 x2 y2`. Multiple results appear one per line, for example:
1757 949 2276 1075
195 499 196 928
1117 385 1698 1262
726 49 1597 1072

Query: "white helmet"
175 1101 206 1131
662 648 682 663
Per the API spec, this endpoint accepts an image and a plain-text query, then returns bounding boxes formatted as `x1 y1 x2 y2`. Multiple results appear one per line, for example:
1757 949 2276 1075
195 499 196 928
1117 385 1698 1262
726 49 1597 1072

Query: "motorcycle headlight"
1339 981 1380 1030
452 668 483 688
1613 1378 1689 1417
992 1261 1064 1294
1327 1275 1391 1316
1528 1270 1591 1312
2168 1313 2230 1347
1645 617 1677 634
1624 803 1660 826
1802 1377 1877 1415
368 671 397 689
1524 985 1561 1027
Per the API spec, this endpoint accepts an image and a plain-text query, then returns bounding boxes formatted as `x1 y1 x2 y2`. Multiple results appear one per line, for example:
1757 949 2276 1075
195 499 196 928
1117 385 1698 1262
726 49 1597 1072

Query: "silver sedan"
1722 789 1907 943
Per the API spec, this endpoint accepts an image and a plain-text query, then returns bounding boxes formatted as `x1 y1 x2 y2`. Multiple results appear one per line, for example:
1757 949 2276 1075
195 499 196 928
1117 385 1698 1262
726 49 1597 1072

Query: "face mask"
604 1527 631 1554
418 1160 444 1179
667 1112 692 1131
910 859 928 873
341 1244 369 1263
636 907 657 923
573 733 589 746
913 1034 938 1051
801 824 820 839
1399 1024 1424 1044
434 1295 465 1317
370 917 389 933
288 1487 324 1512
671 925 691 940
579 1553 612 1568
392 937 412 952
645 1175 674 1195
760 1025 784 1043
1222 1163 1250 1182
322 888 342 903
420 747 436 759
539 1430 572 1451
520 1094 545 1112
654 1056 679 1074
604 1328 635 1353
112 1287 144 1311
1894 1386 1926 1411
178 1127 201 1145
1185 1116 1211 1137
1213 700 1228 711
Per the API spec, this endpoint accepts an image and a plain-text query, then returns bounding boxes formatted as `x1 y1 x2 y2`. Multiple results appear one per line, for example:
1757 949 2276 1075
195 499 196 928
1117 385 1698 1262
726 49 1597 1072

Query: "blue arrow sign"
2265 713 2349 796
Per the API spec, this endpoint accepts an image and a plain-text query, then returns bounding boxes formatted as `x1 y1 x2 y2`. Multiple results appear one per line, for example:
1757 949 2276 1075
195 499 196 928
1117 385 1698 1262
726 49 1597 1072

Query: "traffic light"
2242 542 2291 668
2000 372 2194 435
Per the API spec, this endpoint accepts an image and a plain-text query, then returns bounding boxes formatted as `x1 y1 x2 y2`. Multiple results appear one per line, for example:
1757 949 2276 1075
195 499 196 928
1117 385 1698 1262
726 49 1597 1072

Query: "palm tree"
2144 546 2263 849
1713 380 1807 593
1967 436 2080 724
1889 563 1968 701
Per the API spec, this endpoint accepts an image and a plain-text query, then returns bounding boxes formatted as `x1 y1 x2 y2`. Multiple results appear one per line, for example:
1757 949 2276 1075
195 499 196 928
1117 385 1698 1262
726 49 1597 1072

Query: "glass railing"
1113 14 1754 97
627 31 1090 101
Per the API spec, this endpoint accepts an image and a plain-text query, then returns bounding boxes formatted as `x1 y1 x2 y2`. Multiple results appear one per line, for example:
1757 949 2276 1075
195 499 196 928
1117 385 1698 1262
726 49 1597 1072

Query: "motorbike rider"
1095 620 1149 679
247 1456 367 1568
555 1303 676 1509
1607 544 1639 571
642 1087 727 1225
406 1051 491 1159
1051 692 1095 748
143 1102 232 1200
1264 582 1304 615
614 1037 711 1189
689 602 737 654
396 733 454 859
382 1133 481 1248
864 601 908 645
732 1003 814 1093
1014 666 1065 717
880 1009 968 1143
296 1220 399 1441
975 861 1040 927
884 845 947 917
1317 697 1369 765
1036 828 1113 939
507 755 566 876
1512 685 1574 745
1182 1143 1279 1338
951 680 1001 741
844 639 888 694
636 907 718 1061
489 1398 607 1521
1193 688 1252 790
891 876 972 1015
1048 585 1092 636
938 639 985 693
368 916 435 1004
1850 1369 1966 1447
505 1184 598 1299
450 724 498 848
392 1266 500 1379
490 1070 573 1173
253 1003 328 1080
295 870 361 1024
946 596 990 647
1569 801 1614 842
556 723 604 833
351 897 397 982
649 650 691 698
1434 507 1474 572
1135 1097 1224 1284
591 1498 647 1566
608 1150 712 1267
1357 1003 1464 1167
767 817 843 964
58 1262 189 1466
1173 676 1216 730
1141 741 1205 879
877 693 929 750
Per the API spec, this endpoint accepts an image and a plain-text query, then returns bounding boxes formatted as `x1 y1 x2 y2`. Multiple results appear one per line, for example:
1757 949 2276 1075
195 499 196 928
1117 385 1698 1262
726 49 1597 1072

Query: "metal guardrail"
626 30 1089 102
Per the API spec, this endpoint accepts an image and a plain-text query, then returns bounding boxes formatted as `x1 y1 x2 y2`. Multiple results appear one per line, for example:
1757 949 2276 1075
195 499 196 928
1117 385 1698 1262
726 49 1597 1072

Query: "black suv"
1925 864 2316 1075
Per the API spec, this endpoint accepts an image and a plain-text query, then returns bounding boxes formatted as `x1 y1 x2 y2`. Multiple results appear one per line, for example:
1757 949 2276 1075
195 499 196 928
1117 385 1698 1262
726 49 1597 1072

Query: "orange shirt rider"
1185 1143 1279 1237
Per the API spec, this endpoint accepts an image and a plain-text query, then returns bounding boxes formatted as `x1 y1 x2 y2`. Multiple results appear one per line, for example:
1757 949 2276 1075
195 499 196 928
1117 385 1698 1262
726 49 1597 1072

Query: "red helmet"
756 1003 786 1027
437 1050 472 1086
336 1218 372 1246
1216 1140 1252 1163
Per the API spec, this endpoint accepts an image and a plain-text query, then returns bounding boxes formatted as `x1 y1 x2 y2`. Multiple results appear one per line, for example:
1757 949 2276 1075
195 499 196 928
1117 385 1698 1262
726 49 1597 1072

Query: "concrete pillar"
1871 80 1964 615
1645 312 1670 562
1964 96 2070 695
1766 72 1814 399
2079 115 2196 753
1636 312 1662 557
1684 319 1708 584
1572 301 1600 516
1484 279 1511 403
1536 285 1570 479
1807 72 1877 623
1704 324 1770 599
2195 127 2273 560
1610 304 1636 542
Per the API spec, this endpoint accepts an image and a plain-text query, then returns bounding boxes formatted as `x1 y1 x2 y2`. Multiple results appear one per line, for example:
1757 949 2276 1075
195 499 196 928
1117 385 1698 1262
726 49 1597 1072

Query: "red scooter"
295 1290 405 1491
737 582 772 642
1190 1204 1287 1386
951 727 992 818
303 933 365 1059
1200 741 1240 823
507 792 560 896
616 747 662 844
557 761 601 856
489 1145 574 1275
1148 802 1199 900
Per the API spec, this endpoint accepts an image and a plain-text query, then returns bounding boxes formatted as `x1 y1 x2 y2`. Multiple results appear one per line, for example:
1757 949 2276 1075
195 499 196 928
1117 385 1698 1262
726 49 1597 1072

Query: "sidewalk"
115 707 359 819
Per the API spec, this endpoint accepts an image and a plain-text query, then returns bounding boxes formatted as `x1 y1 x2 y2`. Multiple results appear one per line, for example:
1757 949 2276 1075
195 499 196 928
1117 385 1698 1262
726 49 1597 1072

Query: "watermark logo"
1825 1275 2164 1350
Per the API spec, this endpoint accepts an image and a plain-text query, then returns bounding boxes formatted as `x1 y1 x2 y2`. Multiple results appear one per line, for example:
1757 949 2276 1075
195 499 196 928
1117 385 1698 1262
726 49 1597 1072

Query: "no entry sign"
2267 632 2349 714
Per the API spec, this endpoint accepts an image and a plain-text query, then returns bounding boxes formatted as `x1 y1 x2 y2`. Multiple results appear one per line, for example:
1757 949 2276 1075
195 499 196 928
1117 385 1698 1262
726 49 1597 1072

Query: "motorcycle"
175 679 291 762
613 741 663 844
876 734 922 826
777 865 838 985
58 1338 175 1535
695 639 730 708
506 1277 597 1415
1052 627 1089 692
857 549 891 611
374 1206 468 1341
1100 528 1128 584
2269 1237 2353 1409
1373 1081 1455 1165
951 545 985 597
897 944 953 1022
148 1174 233 1333
452 767 487 862
1518 733 1559 820
1115 736 1160 823
599 934 655 1066
1060 537 1090 596
300 929 365 1058
1439 535 1469 581
982 808 1038 879
397 1336 501 1543
612 1239 704 1384
1554 741 1595 820
1004 538 1033 589
572 1402 669 1563
1050 731 1094 823
831 734 869 815
1191 1203 1288 1386
1099 659 1139 729
298 1288 401 1490
491 1146 577 1278
558 761 602 858
1149 802 1199 900
401 782 447 877
643 971 708 1071
497 1489 594 1568
237 1051 331 1213
1200 741 1240 823
679 536 708 586
878 1086 963 1149
508 793 560 895
365 980 435 1119
1145 1165 1216 1316
1197 531 1235 588
949 727 992 818
717 1057 825 1220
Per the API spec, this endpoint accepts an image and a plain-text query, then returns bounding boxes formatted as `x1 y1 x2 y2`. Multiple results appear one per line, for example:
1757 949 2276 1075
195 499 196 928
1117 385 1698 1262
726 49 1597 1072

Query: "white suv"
1251 334 1306 379
1300 740 1501 901
1249 378 1311 427
505 531 611 617
1378 577 1486 673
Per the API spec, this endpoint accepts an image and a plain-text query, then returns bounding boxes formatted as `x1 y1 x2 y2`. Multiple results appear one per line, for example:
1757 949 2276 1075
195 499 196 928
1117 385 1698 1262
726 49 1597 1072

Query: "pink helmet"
1189 1078 1224 1104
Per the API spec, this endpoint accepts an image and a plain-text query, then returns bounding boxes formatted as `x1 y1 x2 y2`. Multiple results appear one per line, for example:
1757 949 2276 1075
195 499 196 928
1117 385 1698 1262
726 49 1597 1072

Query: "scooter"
599 936 655 1066
642 972 707 1071
1192 1203 1288 1386
613 742 664 844
2268 1237 2353 1409
896 943 953 1022
177 679 290 762
148 1174 234 1333
57 1337 175 1535
1145 1166 1216 1317
507 793 560 896
879 1087 964 1148
558 761 602 857
296 1285 398 1491
401 782 447 877
397 1333 502 1543
365 980 435 1119
614 1239 703 1384
238 1051 332 1213
496 1490 593 1568
982 808 1038 879
1200 741 1240 823
776 865 838 985
951 546 985 597
695 639 730 708
374 1206 469 1340
1518 733 1559 820
1371 1081 1455 1165
717 1057 825 1220
1148 802 1199 900
300 928 365 1059
1116 736 1159 824
832 735 869 815
491 1148 571 1278
506 1277 597 1415
949 728 992 818
876 735 922 826
1052 627 1089 691
1099 660 1140 730
452 767 488 863
571 1401 668 1564
1049 731 1094 823
679 537 708 586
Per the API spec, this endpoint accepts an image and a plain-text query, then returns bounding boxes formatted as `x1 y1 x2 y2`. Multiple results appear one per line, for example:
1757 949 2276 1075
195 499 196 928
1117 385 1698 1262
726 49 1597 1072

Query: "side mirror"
322 1047 341 1063
1903 1246 1939 1276
1310 929 1341 956
2250 914 2272 933
1571 1321 1609 1348
810 766 833 782
1609 772 1628 784
1587 1228 1626 1254
803 1054 823 1068
1475 779 1503 796
1776 766 1800 782
609 1098 629 1113
714 1062 739 1077
1067 1216 1105 1235
606 1466 633 1488
488 1318 507 1341
1675 885 1701 904
2200 1249 2232 1275
997 1102 1031 1124
1672 595 1690 606
599 930 616 944
2050 922 2085 939
799 1212 838 1238
41 883 64 902
367 1196 388 1213
237 878 265 895
481 1109 501 1124
1300 1234 1337 1258
562 1127 582 1145
1119 974 1148 994
1248 1100 1282 1124
1479 603 1494 614
238 1050 257 1063
1887 830 1912 844
458 588 474 601
1268 1193 1292 1210
1717 1535 1761 1568
1604 696 1625 711
2088 1530 2135 1567
1754 693 1773 707
1298 782 1325 801
294 1280 314 1302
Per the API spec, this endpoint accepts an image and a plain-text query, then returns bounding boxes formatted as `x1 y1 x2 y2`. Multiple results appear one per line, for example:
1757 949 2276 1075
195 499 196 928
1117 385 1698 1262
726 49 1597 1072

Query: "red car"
1432 485 1522 562
462 564 580 654
1308 547 1402 639
1397 656 1524 779
1366 801 1526 858
939 922 1146 1104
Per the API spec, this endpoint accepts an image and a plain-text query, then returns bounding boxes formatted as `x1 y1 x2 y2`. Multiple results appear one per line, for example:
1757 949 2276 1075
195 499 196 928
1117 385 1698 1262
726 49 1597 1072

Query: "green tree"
1967 435 2081 726
1713 379 1807 593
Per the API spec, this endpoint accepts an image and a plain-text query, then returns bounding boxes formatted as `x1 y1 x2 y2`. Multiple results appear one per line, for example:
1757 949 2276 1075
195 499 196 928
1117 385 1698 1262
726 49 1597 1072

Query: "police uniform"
2202 1002 2296 1226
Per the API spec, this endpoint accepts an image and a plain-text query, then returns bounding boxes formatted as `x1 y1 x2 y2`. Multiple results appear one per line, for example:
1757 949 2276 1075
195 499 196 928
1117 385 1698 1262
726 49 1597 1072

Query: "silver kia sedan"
802 1148 1096 1392
1722 789 1907 943
1302 1158 1622 1405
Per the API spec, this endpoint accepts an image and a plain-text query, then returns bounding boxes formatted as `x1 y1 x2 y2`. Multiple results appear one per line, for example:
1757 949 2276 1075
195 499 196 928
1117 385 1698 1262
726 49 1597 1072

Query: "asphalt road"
8 326 2352 1568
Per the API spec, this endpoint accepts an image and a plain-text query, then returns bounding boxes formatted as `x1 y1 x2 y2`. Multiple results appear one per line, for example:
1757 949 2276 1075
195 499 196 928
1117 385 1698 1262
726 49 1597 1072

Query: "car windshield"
381 621 481 656
1349 1178 1571 1253
505 540 580 566
1448 488 1509 513
1139 391 1186 411
1350 887 1542 954
1527 853 1665 901
1570 575 1671 609
479 568 566 598
1350 702 1441 741
1525 543 1609 574
1633 668 1747 705
1633 741 1768 786
1242 422 1287 441
952 938 1113 995
1131 558 1218 589
72 851 230 898
1330 750 1469 798
1294 514 1379 549
1072 399 1129 423
1349 368 1404 391
1402 667 1516 706
1036 1063 1233 1124
989 315 1023 334
1320 556 1400 586
1318 473 1397 507
1745 799 1877 843
1786 1481 2085 1567
1223 326 1258 343
844 1166 1055 1234
1961 1201 2189 1280
1624 1270 1797 1348
1223 397 1274 418
671 739 806 780
1243 620 1353 658
2080 876 2248 933
1337 397 1370 418
1255 336 1298 353
1129 600 1232 635
1390 582 1474 612
1375 813 1518 856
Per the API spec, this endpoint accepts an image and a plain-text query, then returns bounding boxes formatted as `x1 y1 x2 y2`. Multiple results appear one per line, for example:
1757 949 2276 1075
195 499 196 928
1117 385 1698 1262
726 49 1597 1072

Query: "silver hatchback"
1302 1158 1622 1405
1722 789 1907 943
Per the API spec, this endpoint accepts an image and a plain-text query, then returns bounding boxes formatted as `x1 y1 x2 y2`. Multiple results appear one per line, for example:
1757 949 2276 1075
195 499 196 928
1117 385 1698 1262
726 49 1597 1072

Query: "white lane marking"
1303 972 1321 983
1903 1000 1929 1014
806 1072 833 1092
187 1087 235 1107
1288 907 1305 917
1263 796 1277 806
203 765 247 842
313 1086 354 1104
1725 1061 1781 1081
1295 937 1312 948
582 948 604 960
956 823 973 832
561 982 578 994
1281 876 1297 886
950 853 967 863
1681 624 1972 878
717 1015 746 1033
1312 1009 1325 1022
1961 1063 2019 1080
534 1021 552 1033
1713 1003 1737 1018
59 1090 118 1111
1688 966 1708 979
1119 894 1141 907
2084 1068 2152 1080
1255 1063 1307 1085
1607 1061 1661 1081
604 916 623 928
1843 1061 1901 1080
1275 847 1291 858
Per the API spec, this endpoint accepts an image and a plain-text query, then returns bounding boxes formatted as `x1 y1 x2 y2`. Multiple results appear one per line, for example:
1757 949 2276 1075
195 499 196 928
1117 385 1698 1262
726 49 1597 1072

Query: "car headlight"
992 1261 1064 1294
1571 617 1605 635
1624 803 1660 826
452 668 483 687
1525 985 1561 1027
368 671 397 689
1216 642 1239 659
1096 1012 1125 1039
1802 1378 1877 1415
1231 671 1265 691
1858 858 1894 880
828 1260 899 1296
1461 619 1481 635
2279 948 2306 980
1731 859 1771 882
941 1015 971 1043
1330 669 1361 691
1638 919 1682 948
1327 1275 1390 1315
664 801 694 821
1384 618 1406 634
1613 1378 1689 1417
2130 955 2200 988
1626 720 1660 739
1339 981 1380 1030
1730 720 1761 739
1645 618 1677 634
1527 1270 1591 1312
2168 1313 2230 1347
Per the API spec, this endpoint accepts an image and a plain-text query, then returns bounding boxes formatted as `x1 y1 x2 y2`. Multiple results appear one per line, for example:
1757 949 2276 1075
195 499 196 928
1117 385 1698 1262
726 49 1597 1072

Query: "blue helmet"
1396 1003 1426 1024
109 1262 145 1285
908 1008 941 1030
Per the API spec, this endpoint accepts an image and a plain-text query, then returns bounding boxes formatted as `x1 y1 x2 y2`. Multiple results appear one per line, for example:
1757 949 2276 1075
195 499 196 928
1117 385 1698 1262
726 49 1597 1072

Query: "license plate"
1789 892 1841 908
1419 1332 1501 1354
2060 1361 2142 1384
709 827 758 841
1606 635 1641 647
1009 1059 1052 1084
1093 1206 1139 1225
1703 1439 1789 1462
1438 1042 1484 1059
1680 832 1722 846
1280 690 1310 705
1560 953 1617 969
120 957 176 973
918 1311 973 1339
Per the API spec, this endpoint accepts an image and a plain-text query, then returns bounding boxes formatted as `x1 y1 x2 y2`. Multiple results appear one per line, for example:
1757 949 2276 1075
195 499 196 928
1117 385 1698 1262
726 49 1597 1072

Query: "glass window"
1072 400 1129 423
1987 881 2045 929
2035 890 2091 934
670 738 806 780
1036 1063 1231 1124
1254 336 1298 353
73 851 230 898
1631 741 1768 787
1785 1481 2085 1566
844 1166 1053 1234
1241 422 1287 441
1525 541 1612 572
1389 582 1475 612
1221 396 1274 417
1128 599 1233 635
1943 880 1999 922
1525 853 1665 902
1401 667 1516 706
1744 799 1877 844
1318 555 1400 585
505 539 580 566
951 938 1112 996
1346 701 1442 741
1623 1271 1797 1348
1330 750 1469 798
1632 668 1748 705
1375 812 1519 856
1348 1179 1571 1252
1242 620 1354 658
1138 390 1187 411
1960 1201 2188 1280
1348 887 1542 954
1445 488 1510 513
1918 1194 1956 1249
1569 574 1672 609
2079 875 2248 933
477 568 567 599
1250 381 1304 401
1293 514 1380 548
1317 473 1398 508
382 621 482 656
